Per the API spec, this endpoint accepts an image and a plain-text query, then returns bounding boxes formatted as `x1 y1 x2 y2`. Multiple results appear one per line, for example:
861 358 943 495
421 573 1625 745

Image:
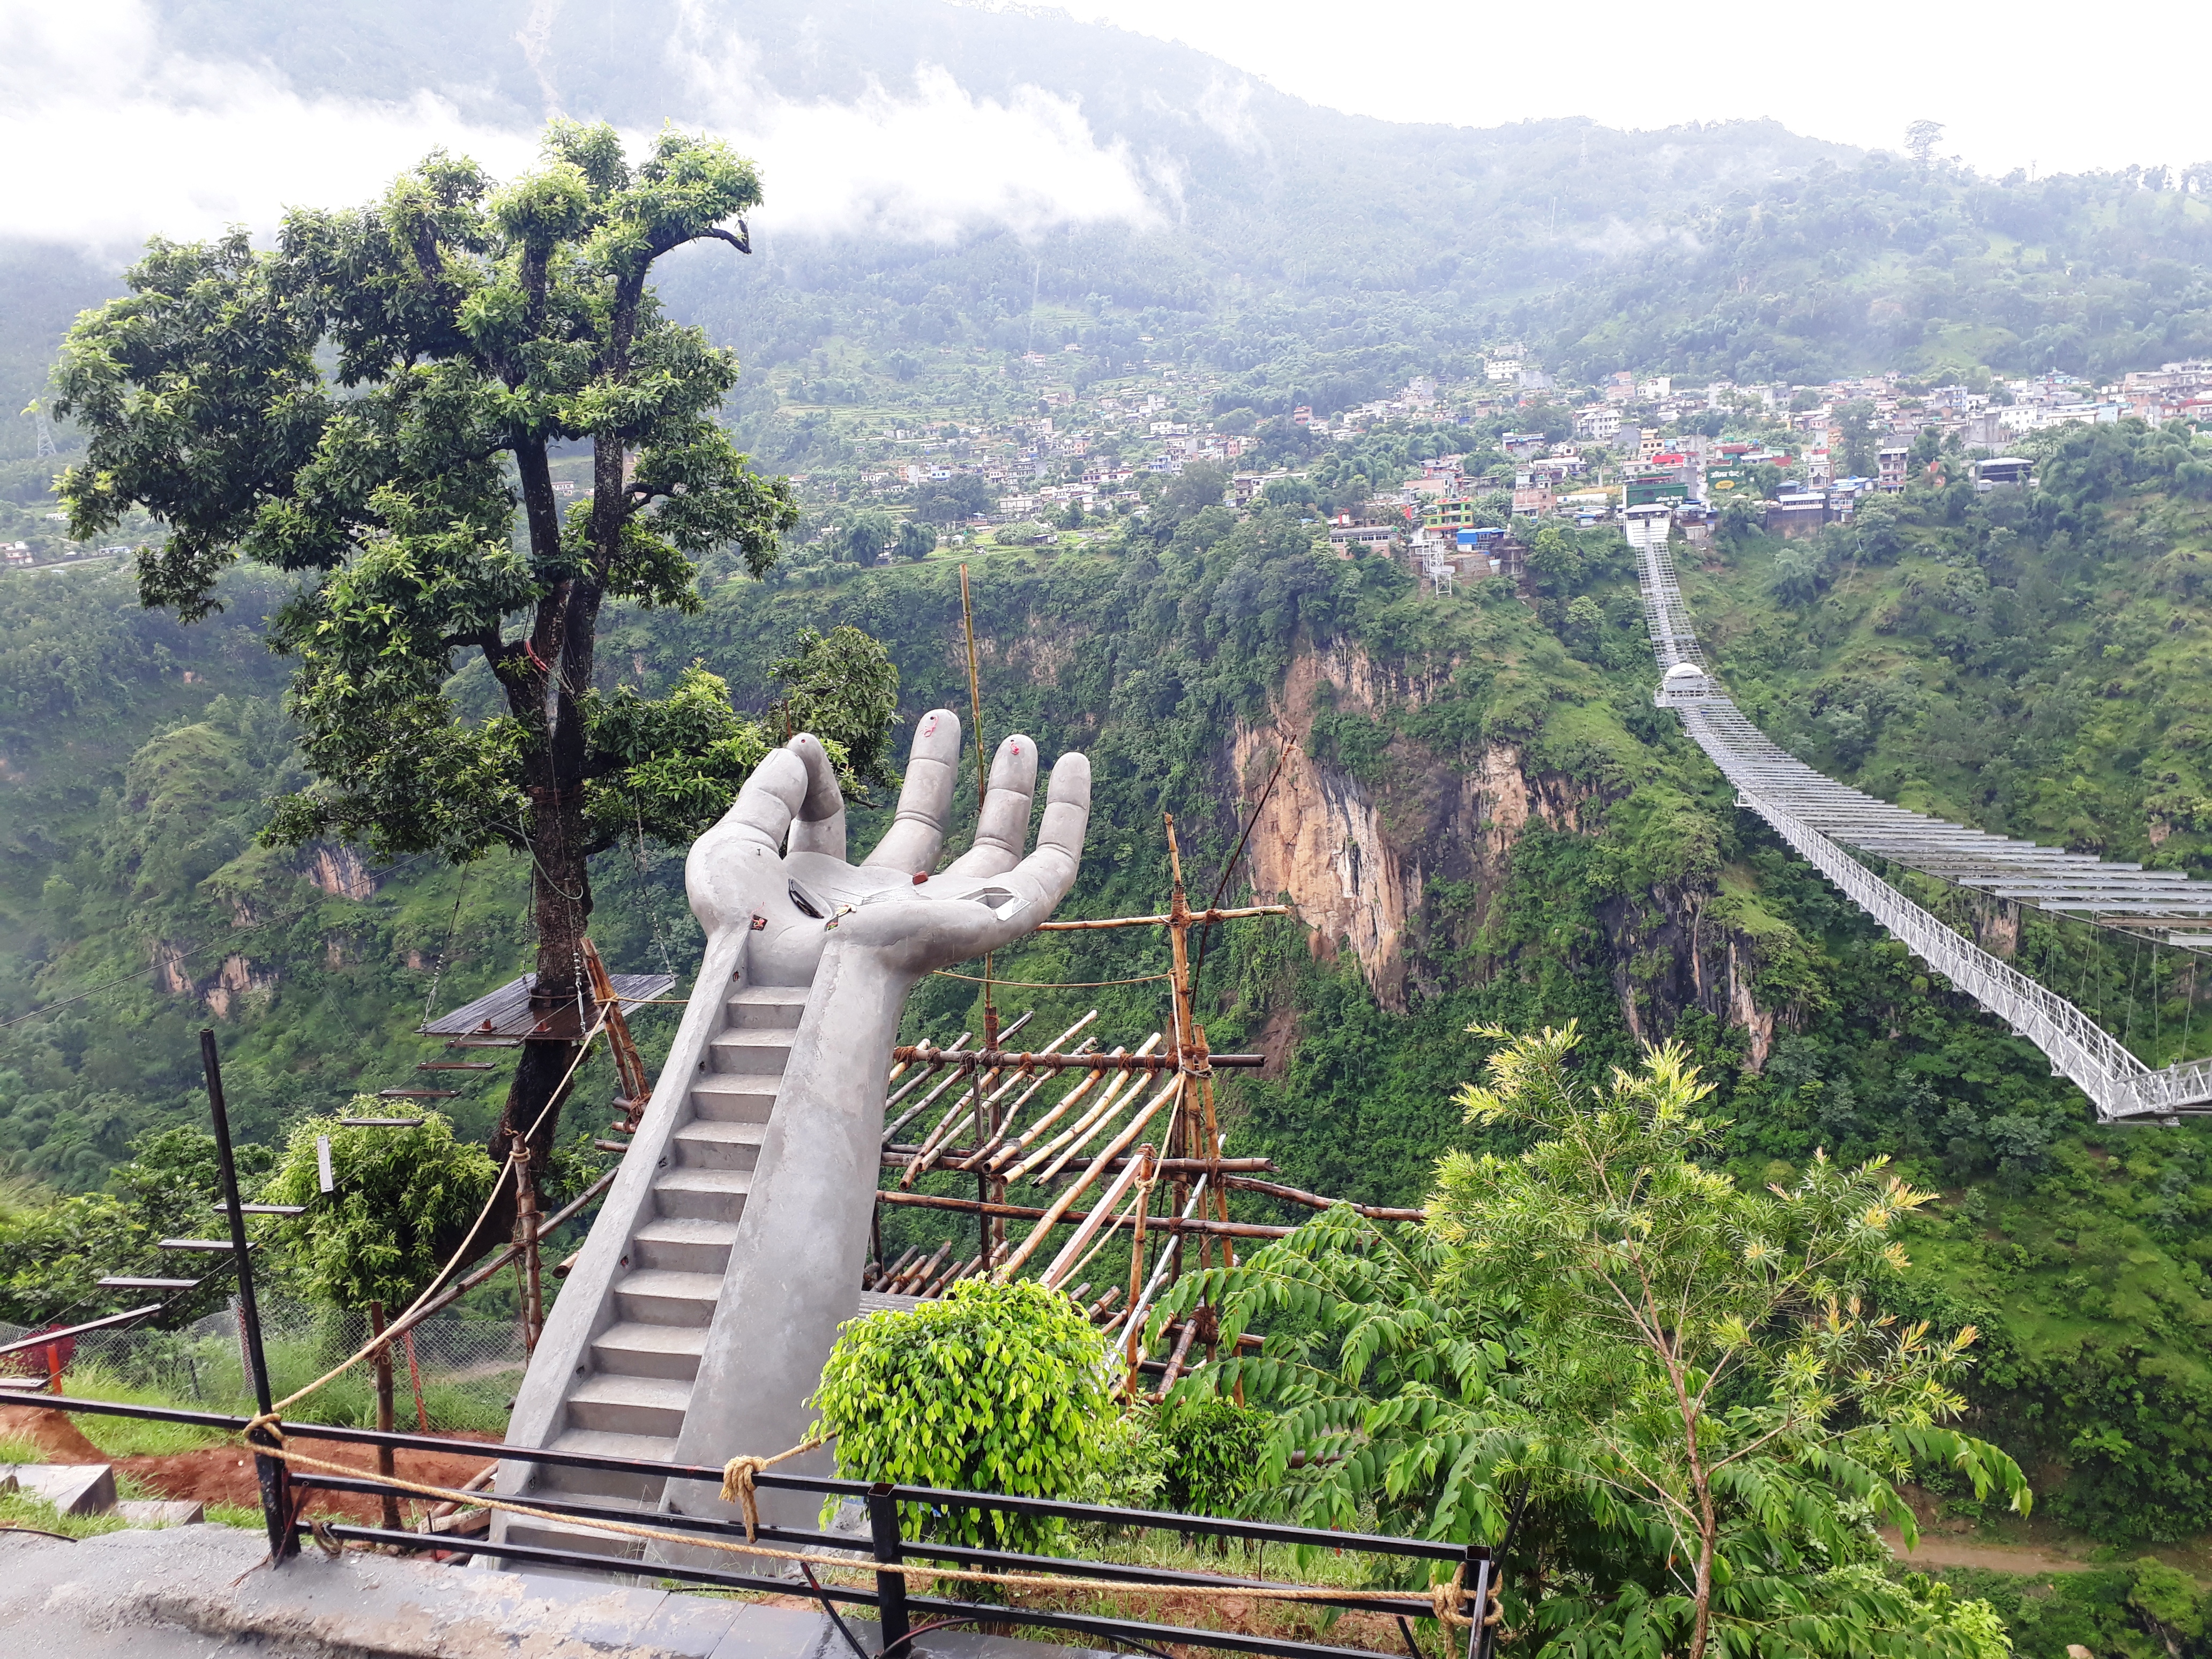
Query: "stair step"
653 1165 752 1222
707 1029 797 1075
568 1372 693 1438
612 1267 722 1325
537 1427 677 1501
504 1512 648 1561
689 1075 778 1123
632 1215 739 1273
725 985 810 1029
592 1321 708 1382
672 1119 769 1171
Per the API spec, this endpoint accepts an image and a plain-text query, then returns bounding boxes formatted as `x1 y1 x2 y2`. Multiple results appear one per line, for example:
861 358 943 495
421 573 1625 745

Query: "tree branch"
700 222 751 256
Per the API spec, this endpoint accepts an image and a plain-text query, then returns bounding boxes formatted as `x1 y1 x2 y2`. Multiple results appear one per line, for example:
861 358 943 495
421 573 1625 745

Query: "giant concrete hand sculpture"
496 711 1089 1565
691 708 1092 993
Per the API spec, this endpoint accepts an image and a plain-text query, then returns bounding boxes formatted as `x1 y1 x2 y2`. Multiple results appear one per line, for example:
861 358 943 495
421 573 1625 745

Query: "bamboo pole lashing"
1034 904 1289 931
1034 1059 1174 1187
900 1011 1075 1184
1006 1034 1162 1182
885 1033 969 1111
996 1074 1180 1281
954 1040 1099 1171
1039 1145 1153 1288
984 1047 1125 1173
882 1052 977 1145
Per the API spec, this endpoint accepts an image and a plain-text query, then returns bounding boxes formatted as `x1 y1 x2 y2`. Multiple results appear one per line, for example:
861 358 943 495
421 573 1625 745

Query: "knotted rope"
245 1426 1474 1620
720 1434 830 1541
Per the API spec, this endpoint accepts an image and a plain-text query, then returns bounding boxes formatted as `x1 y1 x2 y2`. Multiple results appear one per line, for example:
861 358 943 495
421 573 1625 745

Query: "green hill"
6 418 2209 1544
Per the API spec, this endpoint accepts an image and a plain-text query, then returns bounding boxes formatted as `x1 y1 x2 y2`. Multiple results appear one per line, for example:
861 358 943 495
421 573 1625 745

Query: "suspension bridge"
1625 511 2212 1122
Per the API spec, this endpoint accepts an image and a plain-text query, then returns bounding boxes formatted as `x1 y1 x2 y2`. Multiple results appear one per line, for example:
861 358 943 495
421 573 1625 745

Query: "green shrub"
1160 1397 1264 1516
811 1279 1112 1552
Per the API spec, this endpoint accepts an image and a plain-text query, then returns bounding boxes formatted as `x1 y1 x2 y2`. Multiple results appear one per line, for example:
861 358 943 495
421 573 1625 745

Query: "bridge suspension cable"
1628 519 2212 1122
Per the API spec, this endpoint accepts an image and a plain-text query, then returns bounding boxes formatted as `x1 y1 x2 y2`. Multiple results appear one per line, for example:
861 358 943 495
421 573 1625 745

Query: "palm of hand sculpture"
689 707 1091 989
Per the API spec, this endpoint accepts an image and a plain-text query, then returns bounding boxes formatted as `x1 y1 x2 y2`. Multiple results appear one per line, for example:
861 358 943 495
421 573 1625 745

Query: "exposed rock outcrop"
152 940 277 1019
1231 639 1790 1060
305 843 377 900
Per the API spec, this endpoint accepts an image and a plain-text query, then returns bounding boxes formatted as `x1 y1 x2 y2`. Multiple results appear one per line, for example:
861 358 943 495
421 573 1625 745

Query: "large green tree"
53 122 888 1239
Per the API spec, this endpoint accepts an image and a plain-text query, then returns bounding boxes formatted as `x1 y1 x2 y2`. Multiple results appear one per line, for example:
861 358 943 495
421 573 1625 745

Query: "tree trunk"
368 1299 401 1533
465 432 612 1271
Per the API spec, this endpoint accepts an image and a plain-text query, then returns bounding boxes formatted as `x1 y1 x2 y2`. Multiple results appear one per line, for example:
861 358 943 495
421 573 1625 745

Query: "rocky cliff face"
1232 640 1788 1063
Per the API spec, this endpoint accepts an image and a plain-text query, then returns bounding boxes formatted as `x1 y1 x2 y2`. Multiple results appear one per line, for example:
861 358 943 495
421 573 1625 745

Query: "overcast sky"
1054 0 2207 179
2 0 2200 253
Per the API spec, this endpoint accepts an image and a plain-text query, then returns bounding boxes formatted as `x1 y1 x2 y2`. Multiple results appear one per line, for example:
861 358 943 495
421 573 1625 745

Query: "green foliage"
1159 1396 1266 1516
52 119 801 896
1914 1563 2212 1659
1159 1029 2029 1659
811 1278 1114 1552
0 1126 268 1325
261 1108 495 1310
765 624 900 789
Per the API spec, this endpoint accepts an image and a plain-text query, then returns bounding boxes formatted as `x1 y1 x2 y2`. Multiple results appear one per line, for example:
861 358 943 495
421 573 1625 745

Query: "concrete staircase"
500 978 809 1565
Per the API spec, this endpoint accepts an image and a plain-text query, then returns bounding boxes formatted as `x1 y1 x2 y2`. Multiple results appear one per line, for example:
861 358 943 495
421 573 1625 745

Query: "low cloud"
0 4 534 249
663 11 1159 243
0 0 1159 255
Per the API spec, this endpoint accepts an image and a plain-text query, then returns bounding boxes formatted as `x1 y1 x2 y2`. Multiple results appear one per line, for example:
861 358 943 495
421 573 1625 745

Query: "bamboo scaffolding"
903 1013 1093 1181
1004 1035 1161 1182
1035 904 1289 931
874 1185 1289 1240
885 1033 969 1111
1040 1145 1155 1288
1035 1068 1178 1187
982 1048 1125 1172
882 1053 979 1145
995 1074 1182 1280
954 1035 1101 1171
892 1048 1265 1071
1054 1185 1146 1294
897 1008 1056 1182
886 1152 1275 1177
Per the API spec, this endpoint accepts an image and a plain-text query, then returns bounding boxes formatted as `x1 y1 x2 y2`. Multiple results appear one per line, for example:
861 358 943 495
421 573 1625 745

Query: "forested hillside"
3 0 2212 1581
6 417 2211 1547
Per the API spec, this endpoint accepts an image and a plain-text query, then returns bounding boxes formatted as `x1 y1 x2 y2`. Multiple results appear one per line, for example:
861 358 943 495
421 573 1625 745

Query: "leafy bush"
1160 1396 1265 1516
811 1279 1112 1551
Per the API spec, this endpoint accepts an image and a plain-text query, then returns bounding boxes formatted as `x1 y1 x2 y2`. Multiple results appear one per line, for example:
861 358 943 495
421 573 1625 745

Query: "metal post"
867 1480 911 1650
201 1028 295 1564
1463 1546 1494 1659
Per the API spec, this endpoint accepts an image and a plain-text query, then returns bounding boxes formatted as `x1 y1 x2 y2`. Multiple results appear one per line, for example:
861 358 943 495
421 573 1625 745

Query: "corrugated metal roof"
420 972 676 1038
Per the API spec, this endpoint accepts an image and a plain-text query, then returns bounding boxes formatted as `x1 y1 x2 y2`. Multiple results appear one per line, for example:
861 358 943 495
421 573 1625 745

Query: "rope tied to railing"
258 1436 1472 1617
1430 1563 1471 1630
720 1433 831 1540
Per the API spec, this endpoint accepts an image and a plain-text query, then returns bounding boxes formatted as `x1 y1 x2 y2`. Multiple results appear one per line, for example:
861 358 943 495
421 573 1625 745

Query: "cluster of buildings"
1371 356 2212 582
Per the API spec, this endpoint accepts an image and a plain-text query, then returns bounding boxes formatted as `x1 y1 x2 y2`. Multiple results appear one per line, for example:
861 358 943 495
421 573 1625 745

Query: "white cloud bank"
0 0 1157 253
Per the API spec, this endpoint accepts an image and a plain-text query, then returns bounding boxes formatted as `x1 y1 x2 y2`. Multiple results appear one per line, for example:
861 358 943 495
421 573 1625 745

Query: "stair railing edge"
491 928 751 1526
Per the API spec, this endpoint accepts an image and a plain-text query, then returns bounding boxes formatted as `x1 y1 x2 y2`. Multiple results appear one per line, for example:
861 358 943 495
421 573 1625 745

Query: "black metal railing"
2 1027 1498 1659
18 1391 1492 1659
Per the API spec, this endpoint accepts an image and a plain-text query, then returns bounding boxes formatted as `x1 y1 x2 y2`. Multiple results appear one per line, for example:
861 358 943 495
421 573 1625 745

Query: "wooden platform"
419 972 676 1042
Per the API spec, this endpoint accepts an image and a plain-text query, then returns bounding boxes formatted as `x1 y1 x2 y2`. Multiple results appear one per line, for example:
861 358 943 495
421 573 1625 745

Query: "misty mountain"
5 0 2210 475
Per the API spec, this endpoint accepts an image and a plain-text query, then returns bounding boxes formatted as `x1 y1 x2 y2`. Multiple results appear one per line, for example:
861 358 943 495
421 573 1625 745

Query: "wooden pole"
513 1145 543 1356
959 561 1000 1259
367 1299 402 1530
1163 817 1195 1275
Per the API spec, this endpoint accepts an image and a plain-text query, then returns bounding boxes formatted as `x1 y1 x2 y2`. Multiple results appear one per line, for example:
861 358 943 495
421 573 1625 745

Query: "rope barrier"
253 1011 611 1420
256 1430 1468 1617
720 1436 830 1540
